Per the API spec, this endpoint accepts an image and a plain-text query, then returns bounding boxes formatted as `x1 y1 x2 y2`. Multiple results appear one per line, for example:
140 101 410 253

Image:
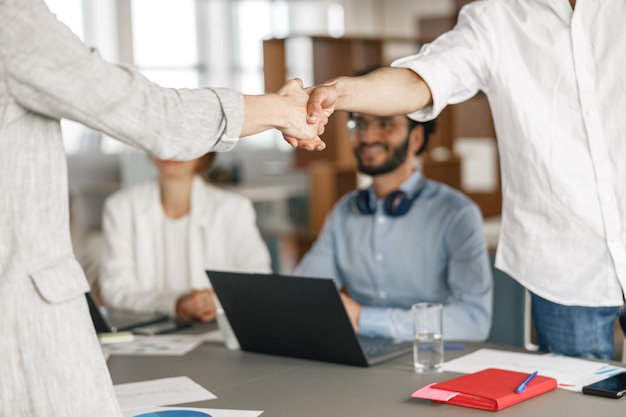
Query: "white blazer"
99 176 271 315
1 0 244 415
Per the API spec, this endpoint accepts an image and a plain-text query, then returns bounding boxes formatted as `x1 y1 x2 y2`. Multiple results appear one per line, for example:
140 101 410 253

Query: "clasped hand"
176 289 216 322
277 78 337 151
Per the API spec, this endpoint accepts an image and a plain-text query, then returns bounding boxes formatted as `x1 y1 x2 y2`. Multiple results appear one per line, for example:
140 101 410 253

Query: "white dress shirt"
163 214 191 293
393 0 626 306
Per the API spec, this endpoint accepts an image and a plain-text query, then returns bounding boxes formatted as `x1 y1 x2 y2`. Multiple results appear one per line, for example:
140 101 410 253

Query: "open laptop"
85 292 171 333
206 270 413 367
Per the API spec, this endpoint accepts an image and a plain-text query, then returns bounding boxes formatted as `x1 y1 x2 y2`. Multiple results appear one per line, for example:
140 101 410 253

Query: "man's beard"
354 136 410 176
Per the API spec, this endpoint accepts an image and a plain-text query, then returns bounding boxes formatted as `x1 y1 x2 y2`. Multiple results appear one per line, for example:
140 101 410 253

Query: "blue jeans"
531 292 626 360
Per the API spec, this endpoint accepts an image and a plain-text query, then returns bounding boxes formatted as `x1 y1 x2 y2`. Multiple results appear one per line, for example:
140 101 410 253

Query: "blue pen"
443 343 465 350
515 371 538 393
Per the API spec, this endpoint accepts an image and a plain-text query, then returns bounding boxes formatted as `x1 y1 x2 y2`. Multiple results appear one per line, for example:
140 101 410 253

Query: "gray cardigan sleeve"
1 0 243 159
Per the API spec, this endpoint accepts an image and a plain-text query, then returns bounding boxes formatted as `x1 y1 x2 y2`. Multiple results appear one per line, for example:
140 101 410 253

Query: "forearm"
359 301 490 342
241 78 325 150
330 67 432 116
359 306 412 340
241 94 284 137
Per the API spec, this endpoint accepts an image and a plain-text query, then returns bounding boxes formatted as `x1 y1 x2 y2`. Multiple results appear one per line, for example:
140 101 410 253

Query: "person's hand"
340 292 362 333
276 78 328 151
176 289 217 322
305 81 339 129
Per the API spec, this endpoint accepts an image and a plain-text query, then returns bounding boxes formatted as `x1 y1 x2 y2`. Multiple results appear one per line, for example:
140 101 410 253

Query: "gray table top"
107 327 626 417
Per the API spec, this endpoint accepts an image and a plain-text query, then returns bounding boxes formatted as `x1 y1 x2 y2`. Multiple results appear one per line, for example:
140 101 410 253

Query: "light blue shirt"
295 171 493 342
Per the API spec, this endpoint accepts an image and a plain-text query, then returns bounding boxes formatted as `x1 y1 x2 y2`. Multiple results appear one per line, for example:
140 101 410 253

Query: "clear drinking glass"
412 302 443 373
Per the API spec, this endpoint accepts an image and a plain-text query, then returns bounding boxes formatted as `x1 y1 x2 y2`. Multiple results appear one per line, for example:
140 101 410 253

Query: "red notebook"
412 368 557 411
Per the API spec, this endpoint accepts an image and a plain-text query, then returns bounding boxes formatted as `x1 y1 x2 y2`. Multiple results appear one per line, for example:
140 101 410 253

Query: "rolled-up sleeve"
392 2 492 122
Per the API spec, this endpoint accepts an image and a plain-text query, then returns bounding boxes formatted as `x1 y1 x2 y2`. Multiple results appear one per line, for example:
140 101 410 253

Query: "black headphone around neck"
351 178 427 217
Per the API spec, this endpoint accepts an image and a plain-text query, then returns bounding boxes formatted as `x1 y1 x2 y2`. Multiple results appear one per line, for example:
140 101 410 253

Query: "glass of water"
412 302 443 373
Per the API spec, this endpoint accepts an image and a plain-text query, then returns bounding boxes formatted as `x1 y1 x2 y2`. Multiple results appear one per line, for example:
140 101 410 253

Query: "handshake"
246 67 427 151
245 78 340 152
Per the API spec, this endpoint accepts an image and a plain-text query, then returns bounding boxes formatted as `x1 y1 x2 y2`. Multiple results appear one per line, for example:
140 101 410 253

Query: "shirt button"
380 291 388 299
376 253 384 262
377 216 386 224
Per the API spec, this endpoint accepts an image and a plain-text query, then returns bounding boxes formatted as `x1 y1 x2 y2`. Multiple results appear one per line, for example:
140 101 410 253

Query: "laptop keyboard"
359 336 412 358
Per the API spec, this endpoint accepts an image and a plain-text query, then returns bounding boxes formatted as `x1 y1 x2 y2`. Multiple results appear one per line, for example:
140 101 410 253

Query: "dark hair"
195 152 216 180
349 65 437 155
408 118 436 155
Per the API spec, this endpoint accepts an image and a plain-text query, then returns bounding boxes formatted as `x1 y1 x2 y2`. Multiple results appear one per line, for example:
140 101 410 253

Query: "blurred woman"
99 153 271 322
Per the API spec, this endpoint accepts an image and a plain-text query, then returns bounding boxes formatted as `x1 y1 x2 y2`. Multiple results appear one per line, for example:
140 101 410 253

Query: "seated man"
295 107 493 342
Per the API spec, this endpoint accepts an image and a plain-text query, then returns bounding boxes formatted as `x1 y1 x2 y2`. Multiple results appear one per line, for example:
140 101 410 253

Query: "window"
131 0 199 88
231 1 286 149
44 0 84 40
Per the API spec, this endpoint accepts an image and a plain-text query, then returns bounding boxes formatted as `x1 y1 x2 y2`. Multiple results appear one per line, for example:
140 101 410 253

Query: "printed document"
443 348 626 392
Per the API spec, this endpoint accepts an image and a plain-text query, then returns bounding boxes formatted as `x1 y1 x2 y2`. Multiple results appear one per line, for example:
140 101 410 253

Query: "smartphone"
582 372 626 399
132 319 192 335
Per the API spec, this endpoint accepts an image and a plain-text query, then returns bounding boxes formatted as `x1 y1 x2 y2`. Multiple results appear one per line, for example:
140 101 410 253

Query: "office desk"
108 337 626 417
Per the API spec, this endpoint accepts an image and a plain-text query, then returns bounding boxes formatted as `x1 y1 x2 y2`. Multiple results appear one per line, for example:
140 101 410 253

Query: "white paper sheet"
115 376 217 411
442 348 626 392
102 331 228 356
102 334 206 356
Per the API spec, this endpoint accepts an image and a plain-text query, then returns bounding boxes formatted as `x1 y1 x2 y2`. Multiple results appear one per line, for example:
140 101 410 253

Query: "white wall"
343 0 454 38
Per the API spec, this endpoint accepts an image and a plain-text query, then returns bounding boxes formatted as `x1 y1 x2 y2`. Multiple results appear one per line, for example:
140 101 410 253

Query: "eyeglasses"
346 118 404 135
